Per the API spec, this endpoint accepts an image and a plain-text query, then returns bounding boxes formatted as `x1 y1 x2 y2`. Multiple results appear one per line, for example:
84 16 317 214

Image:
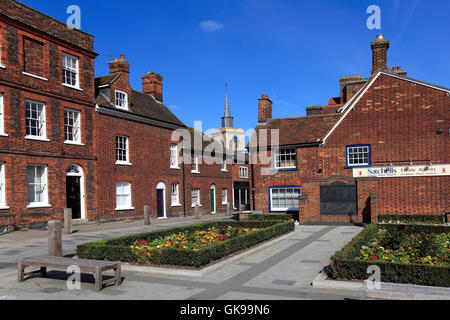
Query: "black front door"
66 176 81 219
320 182 357 216
157 189 164 218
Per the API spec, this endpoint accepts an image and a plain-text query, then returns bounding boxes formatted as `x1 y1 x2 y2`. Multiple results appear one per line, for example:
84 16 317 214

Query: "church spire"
221 83 234 128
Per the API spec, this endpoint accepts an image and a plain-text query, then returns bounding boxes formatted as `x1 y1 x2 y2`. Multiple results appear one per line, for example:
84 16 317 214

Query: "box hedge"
330 224 450 287
378 214 445 225
76 220 294 268
248 214 294 222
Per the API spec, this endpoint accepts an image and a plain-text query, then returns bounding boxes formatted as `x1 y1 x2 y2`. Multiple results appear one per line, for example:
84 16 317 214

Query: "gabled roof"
250 113 341 148
323 70 450 143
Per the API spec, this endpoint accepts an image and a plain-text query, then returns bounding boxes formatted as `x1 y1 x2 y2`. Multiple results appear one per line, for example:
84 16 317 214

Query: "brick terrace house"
0 0 98 231
95 56 236 221
250 34 449 223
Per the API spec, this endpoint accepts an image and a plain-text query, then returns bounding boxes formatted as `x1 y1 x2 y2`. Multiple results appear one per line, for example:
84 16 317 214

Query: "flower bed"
77 220 294 268
330 224 450 287
356 228 449 266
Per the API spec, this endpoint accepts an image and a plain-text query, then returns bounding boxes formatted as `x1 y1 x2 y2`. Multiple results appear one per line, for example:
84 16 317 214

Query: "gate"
320 182 357 216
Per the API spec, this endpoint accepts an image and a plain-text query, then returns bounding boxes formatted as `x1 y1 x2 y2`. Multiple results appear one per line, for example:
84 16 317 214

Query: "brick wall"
253 73 449 223
0 4 96 230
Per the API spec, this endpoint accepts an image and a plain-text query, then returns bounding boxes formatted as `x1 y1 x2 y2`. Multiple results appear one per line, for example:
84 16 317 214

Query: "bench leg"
94 267 102 292
114 264 122 286
18 261 25 282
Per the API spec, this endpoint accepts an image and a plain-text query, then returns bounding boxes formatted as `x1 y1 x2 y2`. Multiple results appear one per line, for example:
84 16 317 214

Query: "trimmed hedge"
248 214 294 222
378 214 445 225
330 224 450 287
76 221 294 268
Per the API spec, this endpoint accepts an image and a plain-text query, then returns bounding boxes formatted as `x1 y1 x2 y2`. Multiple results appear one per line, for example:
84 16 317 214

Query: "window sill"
62 83 83 91
116 161 132 166
191 204 202 208
221 169 228 172
27 204 52 209
22 72 48 81
115 207 135 211
64 141 84 146
171 204 182 207
344 165 372 169
0 133 8 137
0 64 5 69
191 171 200 174
274 167 298 171
115 106 129 111
0 206 10 210
239 176 249 179
170 167 181 170
25 136 50 142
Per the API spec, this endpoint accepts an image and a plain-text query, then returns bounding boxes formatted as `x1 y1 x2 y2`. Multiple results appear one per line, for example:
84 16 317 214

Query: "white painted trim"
156 182 167 219
66 164 87 220
62 83 83 91
25 136 50 142
64 141 84 146
379 71 450 94
27 204 52 209
322 72 381 144
0 64 5 69
22 72 48 81
115 207 135 211
116 161 132 166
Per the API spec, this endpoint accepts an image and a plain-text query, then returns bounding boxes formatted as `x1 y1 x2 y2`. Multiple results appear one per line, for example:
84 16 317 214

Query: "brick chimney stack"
142 72 163 102
371 34 390 74
108 54 130 82
258 94 272 124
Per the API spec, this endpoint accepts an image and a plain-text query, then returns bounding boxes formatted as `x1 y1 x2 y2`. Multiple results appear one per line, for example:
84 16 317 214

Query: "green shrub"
378 214 445 225
330 224 450 287
248 214 294 222
76 221 294 268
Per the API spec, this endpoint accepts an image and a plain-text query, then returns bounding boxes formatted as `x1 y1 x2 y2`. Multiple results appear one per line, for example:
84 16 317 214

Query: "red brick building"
0 0 98 231
94 56 235 221
250 34 449 223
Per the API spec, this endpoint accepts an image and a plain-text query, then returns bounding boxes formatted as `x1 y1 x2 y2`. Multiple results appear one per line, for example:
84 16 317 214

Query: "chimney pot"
142 72 164 102
371 34 390 74
258 94 272 124
120 54 125 60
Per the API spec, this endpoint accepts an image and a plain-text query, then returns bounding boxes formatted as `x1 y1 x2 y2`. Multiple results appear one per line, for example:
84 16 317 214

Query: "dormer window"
115 90 128 110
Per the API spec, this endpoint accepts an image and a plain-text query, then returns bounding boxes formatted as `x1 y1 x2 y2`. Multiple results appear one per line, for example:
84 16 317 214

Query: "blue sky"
22 0 450 133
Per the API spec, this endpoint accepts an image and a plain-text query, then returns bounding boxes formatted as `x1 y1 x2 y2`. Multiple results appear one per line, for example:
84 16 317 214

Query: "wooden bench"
18 256 121 291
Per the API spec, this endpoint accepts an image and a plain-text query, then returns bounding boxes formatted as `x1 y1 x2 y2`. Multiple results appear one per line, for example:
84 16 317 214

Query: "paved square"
0 219 364 300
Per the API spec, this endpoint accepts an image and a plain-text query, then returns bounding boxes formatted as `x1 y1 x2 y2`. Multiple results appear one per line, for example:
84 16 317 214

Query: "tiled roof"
251 113 341 147
95 73 121 87
95 89 185 127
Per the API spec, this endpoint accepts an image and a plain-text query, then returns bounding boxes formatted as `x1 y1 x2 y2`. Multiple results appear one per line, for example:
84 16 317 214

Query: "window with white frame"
170 144 179 168
239 167 249 178
62 52 79 88
116 135 130 164
27 165 48 207
346 145 371 167
0 93 4 134
25 100 46 139
222 189 227 205
116 182 132 210
274 147 297 169
171 183 180 206
191 155 199 173
270 187 301 212
115 90 128 110
64 109 81 143
191 188 200 207
0 163 5 207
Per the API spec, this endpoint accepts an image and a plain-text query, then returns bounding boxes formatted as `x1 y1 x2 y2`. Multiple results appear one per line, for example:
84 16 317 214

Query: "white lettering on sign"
353 164 450 178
